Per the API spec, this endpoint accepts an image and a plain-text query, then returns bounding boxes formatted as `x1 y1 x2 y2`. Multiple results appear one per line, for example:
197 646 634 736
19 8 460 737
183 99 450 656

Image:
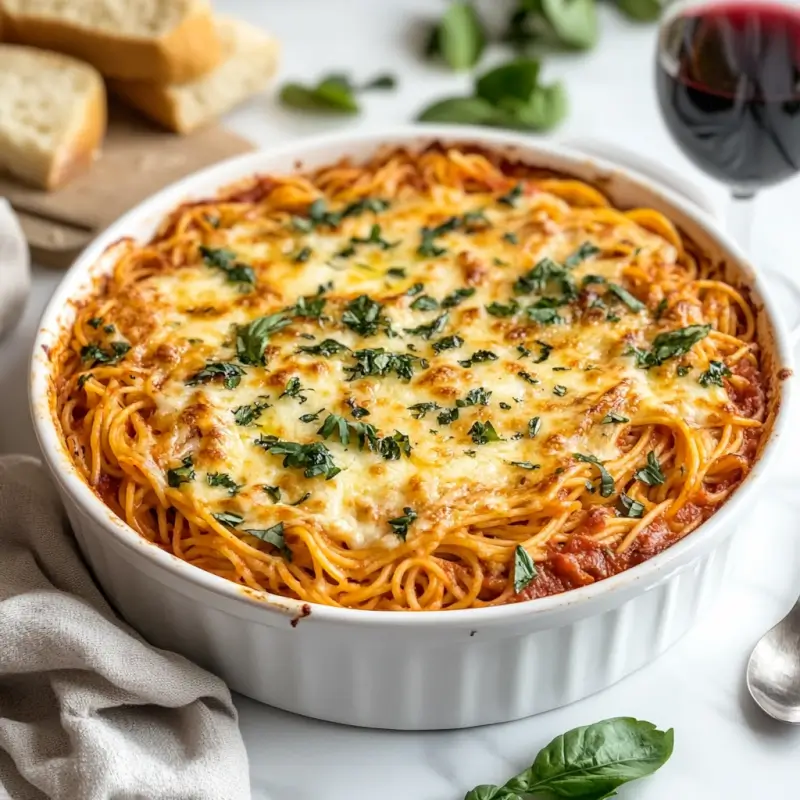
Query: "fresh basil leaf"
206 472 243 496
418 96 498 125
513 545 538 593
486 300 520 317
297 339 350 358
262 485 281 503
459 350 498 368
345 348 421 381
616 0 664 22
342 294 388 337
279 77 359 113
608 282 645 312
541 0 599 50
80 341 131 366
565 241 601 268
244 522 292 560
186 361 245 390
437 407 459 425
458 387 492 406
476 58 540 105
501 717 674 797
442 287 476 308
634 450 665 486
437 1 486 70
408 401 441 420
464 786 521 800
468 420 502 444
212 511 244 528
433 335 465 354
494 83 568 131
257 437 341 480
411 294 440 312
405 312 449 340
574 452 614 497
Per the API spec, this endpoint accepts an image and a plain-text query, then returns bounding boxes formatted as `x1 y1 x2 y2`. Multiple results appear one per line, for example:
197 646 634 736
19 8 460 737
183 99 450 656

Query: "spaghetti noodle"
52 145 769 610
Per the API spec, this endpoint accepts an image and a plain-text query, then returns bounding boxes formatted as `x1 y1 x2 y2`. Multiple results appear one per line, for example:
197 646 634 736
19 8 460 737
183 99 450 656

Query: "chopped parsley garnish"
677 365 691 377
573 453 614 497
342 294 388 337
408 401 441 419
262 485 281 503
232 397 270 426
279 377 312 404
699 360 731 387
498 183 524 207
517 370 539 385
244 522 292 560
462 209 491 230
199 245 255 288
502 232 519 245
437 407 459 425
212 511 244 528
418 216 459 257
433 335 464 353
256 436 341 480
345 348 422 381
346 397 370 418
514 258 577 300
564 241 601 268
499 402 511 410
88 317 103 329
378 431 412 461
485 299 521 318
166 456 195 488
510 461 540 470
411 294 439 312
350 223 397 251
235 313 290 365
607 283 645 312
289 292 327 319
103 324 115 334
525 305 563 326
528 417 541 437
618 493 645 518
458 387 492 407
601 411 629 424
292 197 390 231
318 413 377 449
299 410 324 423
628 325 711 369
206 472 242 496
468 420 502 444
388 507 417 540
441 287 476 308
186 361 245 390
405 312 449 340
387 266 407 278
405 282 425 297
634 451 665 486
553 384 567 396
293 246 313 264
529 340 552 363
513 545 538 593
297 339 349 357
459 350 498 368
80 341 131 366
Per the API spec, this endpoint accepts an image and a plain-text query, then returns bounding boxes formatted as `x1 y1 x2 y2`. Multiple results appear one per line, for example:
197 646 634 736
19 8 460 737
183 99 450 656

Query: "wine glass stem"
727 189 756 253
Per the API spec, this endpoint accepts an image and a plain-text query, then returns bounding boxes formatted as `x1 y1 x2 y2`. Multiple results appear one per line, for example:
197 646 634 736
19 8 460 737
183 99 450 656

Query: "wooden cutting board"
1 103 255 268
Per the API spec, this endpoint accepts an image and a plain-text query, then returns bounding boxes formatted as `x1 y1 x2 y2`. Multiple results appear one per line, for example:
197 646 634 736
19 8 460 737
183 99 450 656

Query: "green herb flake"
601 411 629 424
244 522 292 560
279 377 313 404
510 461 540 470
699 360 731 387
388 507 417 540
186 361 245 390
502 231 519 244
199 245 256 289
528 417 541 437
235 313 290 366
437 407 459 425
166 456 195 488
553 384 567 396
206 472 243 496
459 350 498 368
517 370 539 385
386 266 406 278
262 485 281 503
564 241 601 269
405 312 449 340
232 397 270 426
408 401 441 419
433 335 464 354
342 294 387 337
80 341 131 366
608 282 645 312
634 451 666 486
573 453 614 497
468 420 502 445
293 246 313 264
618 493 645 518
345 348 421 382
441 287 476 308
498 183 524 207
256 436 341 480
212 511 244 528
88 317 103 329
457 387 492 407
513 545 537 593
297 338 349 358
410 294 439 312
628 325 712 369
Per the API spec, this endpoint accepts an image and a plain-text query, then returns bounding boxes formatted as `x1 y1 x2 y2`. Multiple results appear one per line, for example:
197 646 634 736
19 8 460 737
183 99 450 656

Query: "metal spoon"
746 595 800 723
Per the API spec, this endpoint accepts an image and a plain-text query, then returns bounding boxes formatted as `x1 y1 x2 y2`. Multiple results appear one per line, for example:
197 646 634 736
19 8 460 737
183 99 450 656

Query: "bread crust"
2 2 221 81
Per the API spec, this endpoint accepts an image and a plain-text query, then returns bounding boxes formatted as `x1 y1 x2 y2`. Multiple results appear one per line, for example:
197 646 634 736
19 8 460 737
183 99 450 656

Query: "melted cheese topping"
111 186 731 549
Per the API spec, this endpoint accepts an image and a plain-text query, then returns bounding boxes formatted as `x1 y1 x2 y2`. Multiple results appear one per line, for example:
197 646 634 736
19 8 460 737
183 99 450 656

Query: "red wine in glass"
655 1 800 201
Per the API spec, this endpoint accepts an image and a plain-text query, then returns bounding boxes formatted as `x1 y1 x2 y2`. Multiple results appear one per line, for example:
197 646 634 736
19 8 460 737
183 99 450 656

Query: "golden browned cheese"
53 146 768 610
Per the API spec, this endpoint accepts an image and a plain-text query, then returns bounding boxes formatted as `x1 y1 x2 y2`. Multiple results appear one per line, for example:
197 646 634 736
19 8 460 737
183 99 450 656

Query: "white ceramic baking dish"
30 128 797 730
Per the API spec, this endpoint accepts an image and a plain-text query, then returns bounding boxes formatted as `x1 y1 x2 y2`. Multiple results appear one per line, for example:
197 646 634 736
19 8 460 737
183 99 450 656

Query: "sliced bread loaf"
1 0 221 82
0 44 106 189
111 17 279 134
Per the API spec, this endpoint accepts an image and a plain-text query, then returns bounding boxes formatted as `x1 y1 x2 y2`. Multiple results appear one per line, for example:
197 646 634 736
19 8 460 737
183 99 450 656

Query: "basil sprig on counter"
279 71 396 113
426 1 486 70
464 717 673 800
418 57 566 132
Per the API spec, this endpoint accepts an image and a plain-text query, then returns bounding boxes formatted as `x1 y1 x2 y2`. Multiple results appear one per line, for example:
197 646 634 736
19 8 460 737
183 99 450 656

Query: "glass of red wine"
655 0 800 249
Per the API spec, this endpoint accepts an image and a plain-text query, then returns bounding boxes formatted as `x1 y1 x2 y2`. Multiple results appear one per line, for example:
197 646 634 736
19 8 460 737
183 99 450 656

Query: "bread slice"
1 0 221 82
0 44 106 190
111 17 279 134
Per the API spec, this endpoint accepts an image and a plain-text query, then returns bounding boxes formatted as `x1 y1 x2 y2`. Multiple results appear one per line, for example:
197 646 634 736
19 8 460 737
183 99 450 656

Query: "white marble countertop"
3 1 800 797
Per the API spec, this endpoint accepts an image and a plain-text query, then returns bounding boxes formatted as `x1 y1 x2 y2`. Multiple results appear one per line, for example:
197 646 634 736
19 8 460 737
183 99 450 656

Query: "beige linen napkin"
0 456 251 800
